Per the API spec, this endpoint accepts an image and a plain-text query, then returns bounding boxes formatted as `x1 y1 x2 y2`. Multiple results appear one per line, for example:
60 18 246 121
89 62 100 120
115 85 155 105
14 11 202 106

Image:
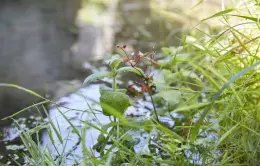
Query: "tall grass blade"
201 8 235 21
58 109 82 139
191 60 260 142
215 123 239 148
1 100 49 120
42 106 63 144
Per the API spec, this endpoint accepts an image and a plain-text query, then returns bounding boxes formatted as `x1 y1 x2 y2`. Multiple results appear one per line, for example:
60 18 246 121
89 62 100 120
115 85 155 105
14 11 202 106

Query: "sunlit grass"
1 0 260 165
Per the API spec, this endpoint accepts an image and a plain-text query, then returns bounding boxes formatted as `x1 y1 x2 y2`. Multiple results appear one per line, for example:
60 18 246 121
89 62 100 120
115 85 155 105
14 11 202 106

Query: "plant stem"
114 116 119 140
112 74 117 91
149 92 159 122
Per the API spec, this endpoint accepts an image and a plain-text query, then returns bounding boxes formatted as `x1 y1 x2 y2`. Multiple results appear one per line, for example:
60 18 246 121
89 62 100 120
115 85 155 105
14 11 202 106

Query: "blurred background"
0 0 225 163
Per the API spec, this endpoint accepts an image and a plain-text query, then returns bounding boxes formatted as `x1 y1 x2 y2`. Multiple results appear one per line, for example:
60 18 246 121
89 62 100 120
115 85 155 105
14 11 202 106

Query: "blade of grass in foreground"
214 123 239 148
43 106 63 144
201 8 236 22
0 83 45 99
172 100 224 113
184 8 236 43
207 67 243 106
0 83 89 120
58 109 82 139
1 100 49 120
229 15 259 22
188 62 221 90
156 122 184 142
190 60 260 142
81 127 95 165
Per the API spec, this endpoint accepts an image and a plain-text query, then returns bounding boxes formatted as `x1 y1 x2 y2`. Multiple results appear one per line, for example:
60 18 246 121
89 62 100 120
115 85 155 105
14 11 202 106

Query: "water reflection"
116 0 182 51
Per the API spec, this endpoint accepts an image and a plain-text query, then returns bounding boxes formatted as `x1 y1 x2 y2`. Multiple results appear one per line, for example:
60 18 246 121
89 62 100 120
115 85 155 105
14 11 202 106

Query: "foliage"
1 0 260 165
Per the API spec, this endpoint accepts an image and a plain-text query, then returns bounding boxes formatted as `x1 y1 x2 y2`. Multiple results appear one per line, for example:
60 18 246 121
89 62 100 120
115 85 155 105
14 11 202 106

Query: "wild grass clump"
1 0 260 165
177 1 260 164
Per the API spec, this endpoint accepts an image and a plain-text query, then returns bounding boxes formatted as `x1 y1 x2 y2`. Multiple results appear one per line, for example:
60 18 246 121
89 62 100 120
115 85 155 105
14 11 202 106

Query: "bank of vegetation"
1 0 260 165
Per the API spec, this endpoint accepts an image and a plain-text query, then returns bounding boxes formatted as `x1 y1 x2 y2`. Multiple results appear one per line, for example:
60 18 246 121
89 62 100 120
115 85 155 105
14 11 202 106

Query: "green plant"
2 1 260 165
83 45 160 119
157 1 260 164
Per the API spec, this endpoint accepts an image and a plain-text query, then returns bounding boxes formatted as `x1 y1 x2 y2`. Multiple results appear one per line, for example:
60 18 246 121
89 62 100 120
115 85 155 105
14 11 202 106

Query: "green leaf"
202 8 235 21
105 54 122 70
83 71 113 86
230 15 259 22
118 66 145 76
153 78 167 92
97 134 106 142
99 84 127 94
157 90 181 105
161 47 171 55
100 91 131 116
172 100 224 113
163 69 178 85
190 43 205 51
161 47 184 57
157 57 173 67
